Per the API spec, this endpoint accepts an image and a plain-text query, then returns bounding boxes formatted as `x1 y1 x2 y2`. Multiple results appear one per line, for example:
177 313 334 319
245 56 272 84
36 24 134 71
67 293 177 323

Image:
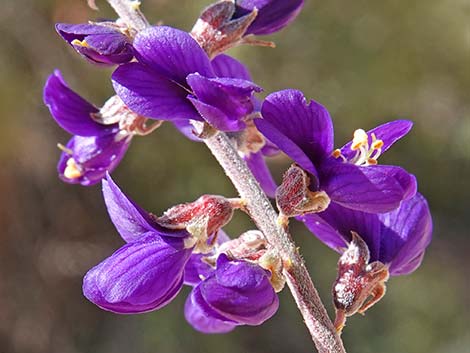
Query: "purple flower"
255 89 417 213
184 254 279 333
300 193 432 276
83 175 191 313
299 193 432 330
44 70 133 185
234 0 304 35
112 26 262 132
56 22 134 65
44 70 159 185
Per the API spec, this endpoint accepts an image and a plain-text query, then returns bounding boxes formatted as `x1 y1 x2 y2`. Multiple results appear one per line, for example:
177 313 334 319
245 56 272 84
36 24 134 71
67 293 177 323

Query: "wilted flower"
255 89 417 214
113 26 262 132
299 193 432 331
56 22 134 65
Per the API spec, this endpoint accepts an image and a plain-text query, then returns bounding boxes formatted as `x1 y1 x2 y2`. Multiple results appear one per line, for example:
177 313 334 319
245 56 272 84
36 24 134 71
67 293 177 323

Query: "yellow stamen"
332 149 342 158
63 158 83 179
71 39 89 47
371 139 384 150
351 129 368 150
366 158 378 165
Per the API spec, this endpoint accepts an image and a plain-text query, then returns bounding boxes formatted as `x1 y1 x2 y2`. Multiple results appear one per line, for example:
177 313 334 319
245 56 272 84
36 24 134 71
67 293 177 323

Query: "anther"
371 139 384 150
63 158 83 179
71 39 89 47
351 129 368 150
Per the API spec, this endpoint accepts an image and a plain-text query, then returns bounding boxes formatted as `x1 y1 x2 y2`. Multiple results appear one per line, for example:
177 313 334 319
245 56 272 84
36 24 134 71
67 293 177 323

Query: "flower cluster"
83 175 279 332
43 0 432 337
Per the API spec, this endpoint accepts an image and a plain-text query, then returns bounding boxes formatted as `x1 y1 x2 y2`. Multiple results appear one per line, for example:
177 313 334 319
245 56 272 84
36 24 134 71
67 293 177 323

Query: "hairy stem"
106 0 149 31
106 1 346 351
200 129 345 353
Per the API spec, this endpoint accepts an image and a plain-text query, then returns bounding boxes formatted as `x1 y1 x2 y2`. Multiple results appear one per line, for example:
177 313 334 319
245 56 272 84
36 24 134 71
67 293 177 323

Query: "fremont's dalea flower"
191 0 304 57
83 175 191 313
255 89 417 214
185 253 279 333
43 70 160 185
299 193 432 331
112 26 262 132
56 22 134 65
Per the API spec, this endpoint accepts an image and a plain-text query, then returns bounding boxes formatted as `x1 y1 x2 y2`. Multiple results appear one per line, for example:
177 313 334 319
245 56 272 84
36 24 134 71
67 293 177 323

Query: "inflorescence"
43 0 432 338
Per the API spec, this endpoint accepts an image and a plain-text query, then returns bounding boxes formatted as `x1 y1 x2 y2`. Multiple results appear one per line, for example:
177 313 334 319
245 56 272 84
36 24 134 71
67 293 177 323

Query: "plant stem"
106 0 149 31
106 1 346 351
199 129 346 353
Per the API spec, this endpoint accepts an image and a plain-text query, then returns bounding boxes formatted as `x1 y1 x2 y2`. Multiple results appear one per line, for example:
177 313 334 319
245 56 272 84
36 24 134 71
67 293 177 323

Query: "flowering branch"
197 127 346 353
103 1 346 351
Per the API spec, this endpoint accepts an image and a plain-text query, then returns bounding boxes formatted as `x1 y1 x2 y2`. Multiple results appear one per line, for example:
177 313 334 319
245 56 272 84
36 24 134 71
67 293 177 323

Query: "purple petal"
261 138 280 156
187 74 261 131
300 194 432 277
83 234 192 314
43 70 106 136
102 174 189 242
378 193 432 275
211 54 252 80
184 230 231 286
172 119 202 142
234 0 304 35
56 23 133 65
257 89 334 175
244 151 277 198
197 254 279 325
340 120 413 160
57 133 130 186
188 97 243 131
184 253 215 287
320 161 417 213
298 204 382 260
184 289 237 334
133 26 214 86
112 63 201 121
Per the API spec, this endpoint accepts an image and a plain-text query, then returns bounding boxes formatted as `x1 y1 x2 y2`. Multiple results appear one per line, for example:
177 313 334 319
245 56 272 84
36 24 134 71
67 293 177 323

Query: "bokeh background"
1 0 469 352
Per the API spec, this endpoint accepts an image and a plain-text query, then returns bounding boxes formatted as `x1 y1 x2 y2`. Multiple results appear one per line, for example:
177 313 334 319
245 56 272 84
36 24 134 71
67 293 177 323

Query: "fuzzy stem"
106 0 149 31
106 1 346 351
199 129 346 353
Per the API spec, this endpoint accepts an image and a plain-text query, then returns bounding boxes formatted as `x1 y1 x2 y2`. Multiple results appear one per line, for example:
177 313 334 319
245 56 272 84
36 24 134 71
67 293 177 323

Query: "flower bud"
56 22 134 65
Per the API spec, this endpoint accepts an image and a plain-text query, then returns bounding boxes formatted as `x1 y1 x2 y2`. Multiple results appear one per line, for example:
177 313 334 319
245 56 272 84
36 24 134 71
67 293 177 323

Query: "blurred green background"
1 0 469 352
